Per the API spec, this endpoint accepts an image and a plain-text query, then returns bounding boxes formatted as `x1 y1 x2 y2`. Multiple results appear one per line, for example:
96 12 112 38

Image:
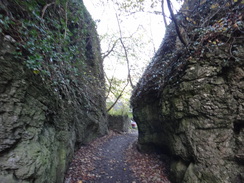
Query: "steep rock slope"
131 0 244 182
0 0 107 182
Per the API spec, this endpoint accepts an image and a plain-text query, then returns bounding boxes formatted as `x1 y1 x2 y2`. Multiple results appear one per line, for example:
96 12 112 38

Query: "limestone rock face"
0 0 107 182
108 115 130 132
131 1 244 182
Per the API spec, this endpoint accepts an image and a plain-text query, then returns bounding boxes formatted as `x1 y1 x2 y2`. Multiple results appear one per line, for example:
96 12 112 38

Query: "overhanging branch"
166 0 187 47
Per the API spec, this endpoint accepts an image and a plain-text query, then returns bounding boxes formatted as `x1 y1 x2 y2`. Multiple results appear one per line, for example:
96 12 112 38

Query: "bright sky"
83 0 165 48
83 0 182 81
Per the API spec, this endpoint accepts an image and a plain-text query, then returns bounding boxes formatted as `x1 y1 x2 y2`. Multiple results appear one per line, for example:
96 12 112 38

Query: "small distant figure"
131 119 137 129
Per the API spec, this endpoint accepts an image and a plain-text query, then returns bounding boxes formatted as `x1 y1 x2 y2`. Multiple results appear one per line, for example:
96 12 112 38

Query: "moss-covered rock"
108 115 130 132
131 0 244 182
0 0 108 182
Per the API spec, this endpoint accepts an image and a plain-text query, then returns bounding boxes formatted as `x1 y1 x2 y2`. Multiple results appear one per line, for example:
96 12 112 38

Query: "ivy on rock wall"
131 0 244 183
0 0 107 182
132 0 244 102
0 0 107 122
0 0 103 89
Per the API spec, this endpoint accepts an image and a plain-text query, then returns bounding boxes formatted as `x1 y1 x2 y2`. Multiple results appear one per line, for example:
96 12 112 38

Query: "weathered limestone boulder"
0 0 107 182
108 115 130 132
131 0 244 182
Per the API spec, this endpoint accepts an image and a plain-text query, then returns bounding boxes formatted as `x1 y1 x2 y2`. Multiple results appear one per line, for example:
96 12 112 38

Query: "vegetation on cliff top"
0 0 105 109
0 0 101 83
131 0 244 103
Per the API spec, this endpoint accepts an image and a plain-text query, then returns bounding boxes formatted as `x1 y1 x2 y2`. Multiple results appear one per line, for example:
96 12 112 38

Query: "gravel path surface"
64 130 170 183
91 132 138 183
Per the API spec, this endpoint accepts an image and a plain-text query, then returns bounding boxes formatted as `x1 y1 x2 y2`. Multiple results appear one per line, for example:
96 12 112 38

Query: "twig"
105 73 114 100
161 0 168 28
119 37 135 88
201 0 228 27
102 38 120 60
166 0 187 47
41 2 55 19
64 1 68 39
106 80 129 112
115 12 135 88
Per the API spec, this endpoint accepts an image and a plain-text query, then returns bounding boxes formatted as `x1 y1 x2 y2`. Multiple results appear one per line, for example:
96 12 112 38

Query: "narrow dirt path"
91 132 138 183
64 130 171 183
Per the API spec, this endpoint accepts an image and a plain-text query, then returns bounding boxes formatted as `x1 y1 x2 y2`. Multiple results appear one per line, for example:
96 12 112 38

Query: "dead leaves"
64 131 117 183
65 130 171 183
125 143 171 183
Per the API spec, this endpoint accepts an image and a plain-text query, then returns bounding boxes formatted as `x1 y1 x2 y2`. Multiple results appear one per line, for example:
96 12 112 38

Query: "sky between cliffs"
83 0 182 82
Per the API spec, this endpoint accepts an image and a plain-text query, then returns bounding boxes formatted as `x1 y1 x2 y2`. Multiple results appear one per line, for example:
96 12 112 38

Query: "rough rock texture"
0 0 107 182
108 115 130 132
131 0 244 183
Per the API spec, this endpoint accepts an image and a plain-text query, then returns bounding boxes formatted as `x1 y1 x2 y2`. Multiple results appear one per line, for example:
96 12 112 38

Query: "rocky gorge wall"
0 0 107 182
131 0 244 183
108 115 130 132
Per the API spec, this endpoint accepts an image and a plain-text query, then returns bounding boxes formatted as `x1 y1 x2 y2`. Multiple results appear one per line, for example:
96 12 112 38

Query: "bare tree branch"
104 72 114 100
41 2 55 19
119 38 135 88
106 80 129 112
64 1 68 39
166 0 187 46
102 38 120 61
115 13 135 89
161 0 168 28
